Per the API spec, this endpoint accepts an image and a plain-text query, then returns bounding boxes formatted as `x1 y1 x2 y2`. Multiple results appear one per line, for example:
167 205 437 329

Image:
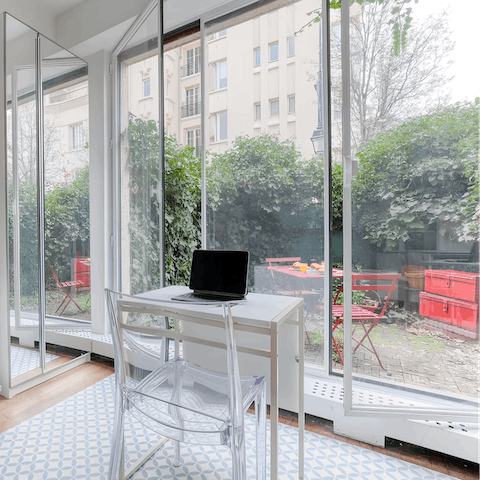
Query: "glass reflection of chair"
105 290 267 480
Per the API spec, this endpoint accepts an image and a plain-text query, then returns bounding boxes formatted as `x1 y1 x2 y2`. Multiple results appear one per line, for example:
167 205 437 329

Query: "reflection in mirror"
6 14 41 382
41 35 90 371
5 14 90 385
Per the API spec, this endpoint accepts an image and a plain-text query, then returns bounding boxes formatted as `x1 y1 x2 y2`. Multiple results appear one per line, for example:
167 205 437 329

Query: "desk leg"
270 322 279 480
298 304 305 480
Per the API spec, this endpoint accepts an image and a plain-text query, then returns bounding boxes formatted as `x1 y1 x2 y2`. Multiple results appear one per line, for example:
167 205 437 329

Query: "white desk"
139 285 305 480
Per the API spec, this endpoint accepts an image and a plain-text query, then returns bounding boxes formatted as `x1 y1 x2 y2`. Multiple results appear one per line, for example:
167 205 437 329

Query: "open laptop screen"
189 250 249 296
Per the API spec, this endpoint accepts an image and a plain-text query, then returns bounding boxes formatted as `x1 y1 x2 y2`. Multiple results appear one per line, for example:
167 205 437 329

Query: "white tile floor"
0 375 457 479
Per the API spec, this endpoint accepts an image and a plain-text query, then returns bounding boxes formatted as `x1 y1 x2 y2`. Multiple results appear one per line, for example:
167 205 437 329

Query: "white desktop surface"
140 285 303 328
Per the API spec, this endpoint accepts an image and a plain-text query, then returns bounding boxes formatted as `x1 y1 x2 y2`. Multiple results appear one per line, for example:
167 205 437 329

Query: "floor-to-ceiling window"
204 0 328 367
115 2 201 294
339 0 479 408
111 0 478 422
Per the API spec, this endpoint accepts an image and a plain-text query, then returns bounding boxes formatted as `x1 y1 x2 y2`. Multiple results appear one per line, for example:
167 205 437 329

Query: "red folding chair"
47 261 85 316
332 273 401 369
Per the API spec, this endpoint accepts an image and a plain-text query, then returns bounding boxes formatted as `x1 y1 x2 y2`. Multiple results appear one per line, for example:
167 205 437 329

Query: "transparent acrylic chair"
105 289 267 480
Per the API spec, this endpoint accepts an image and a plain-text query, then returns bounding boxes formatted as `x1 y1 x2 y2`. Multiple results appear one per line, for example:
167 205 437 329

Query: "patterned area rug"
10 345 58 378
0 375 456 479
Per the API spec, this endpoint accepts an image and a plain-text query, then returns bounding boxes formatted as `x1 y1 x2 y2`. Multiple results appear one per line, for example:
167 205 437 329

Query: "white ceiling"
40 0 88 19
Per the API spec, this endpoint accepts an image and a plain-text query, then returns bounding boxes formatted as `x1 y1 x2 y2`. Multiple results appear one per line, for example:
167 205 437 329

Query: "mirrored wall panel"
5 14 89 386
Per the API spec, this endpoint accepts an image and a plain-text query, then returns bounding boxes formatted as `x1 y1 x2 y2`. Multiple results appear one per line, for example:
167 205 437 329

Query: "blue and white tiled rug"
0 375 456 479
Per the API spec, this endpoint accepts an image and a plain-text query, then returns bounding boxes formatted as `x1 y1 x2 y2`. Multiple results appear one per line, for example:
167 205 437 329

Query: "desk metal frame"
124 287 305 480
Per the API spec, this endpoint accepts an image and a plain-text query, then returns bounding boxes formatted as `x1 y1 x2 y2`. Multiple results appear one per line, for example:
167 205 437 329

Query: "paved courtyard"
304 307 479 399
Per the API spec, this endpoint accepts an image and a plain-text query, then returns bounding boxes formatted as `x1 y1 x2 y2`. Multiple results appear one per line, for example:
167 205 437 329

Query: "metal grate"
308 379 425 407
307 377 478 436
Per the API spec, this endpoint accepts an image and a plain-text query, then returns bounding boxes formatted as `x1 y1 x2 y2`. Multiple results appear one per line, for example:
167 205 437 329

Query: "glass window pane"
287 35 295 57
118 7 202 291
269 42 278 62
143 79 150 97
254 47 260 67
254 103 261 120
117 6 161 294
216 60 227 89
342 0 480 401
288 95 295 114
205 2 326 369
270 99 279 116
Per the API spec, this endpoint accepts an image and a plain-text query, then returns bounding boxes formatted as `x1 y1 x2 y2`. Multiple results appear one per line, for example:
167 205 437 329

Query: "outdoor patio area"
304 307 479 399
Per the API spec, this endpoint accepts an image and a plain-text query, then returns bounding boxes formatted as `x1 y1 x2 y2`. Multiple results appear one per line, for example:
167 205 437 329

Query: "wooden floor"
0 358 478 480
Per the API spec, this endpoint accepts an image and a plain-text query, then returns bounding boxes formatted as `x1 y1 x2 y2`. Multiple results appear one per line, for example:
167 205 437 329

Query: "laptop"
171 250 250 303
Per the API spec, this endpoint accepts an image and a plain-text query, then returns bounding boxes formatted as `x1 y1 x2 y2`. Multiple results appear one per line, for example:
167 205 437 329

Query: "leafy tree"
331 0 453 149
206 134 326 266
353 102 479 250
330 0 420 55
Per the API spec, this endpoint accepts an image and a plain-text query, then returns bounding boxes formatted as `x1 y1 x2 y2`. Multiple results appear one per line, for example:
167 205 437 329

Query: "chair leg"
255 381 267 480
231 431 246 480
108 383 125 480
170 360 185 467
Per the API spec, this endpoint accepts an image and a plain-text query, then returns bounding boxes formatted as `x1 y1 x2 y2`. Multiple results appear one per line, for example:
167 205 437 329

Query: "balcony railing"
181 61 201 78
181 102 201 118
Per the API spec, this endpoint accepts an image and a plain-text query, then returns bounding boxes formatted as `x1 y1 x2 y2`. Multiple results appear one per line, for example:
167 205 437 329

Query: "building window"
287 35 295 57
216 29 227 38
269 99 279 117
70 123 83 150
187 128 202 157
288 95 295 114
182 86 200 117
254 47 260 67
269 42 278 62
215 111 228 141
215 60 227 89
186 47 200 76
254 103 261 120
143 79 150 97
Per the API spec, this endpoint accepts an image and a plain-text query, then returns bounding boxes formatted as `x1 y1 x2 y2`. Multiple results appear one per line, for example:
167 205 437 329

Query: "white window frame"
253 47 260 67
70 122 84 150
214 111 228 142
213 29 227 39
143 78 151 97
254 103 261 120
269 99 279 117
287 35 295 57
288 95 295 114
186 47 200 76
269 42 279 62
187 127 202 157
215 60 227 90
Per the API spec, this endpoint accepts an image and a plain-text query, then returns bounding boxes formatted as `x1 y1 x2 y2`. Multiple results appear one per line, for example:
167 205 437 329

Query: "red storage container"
424 270 479 304
74 258 90 288
419 292 479 330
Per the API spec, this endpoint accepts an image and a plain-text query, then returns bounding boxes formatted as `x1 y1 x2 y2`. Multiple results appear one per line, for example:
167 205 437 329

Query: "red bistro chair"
47 261 85 316
332 273 401 369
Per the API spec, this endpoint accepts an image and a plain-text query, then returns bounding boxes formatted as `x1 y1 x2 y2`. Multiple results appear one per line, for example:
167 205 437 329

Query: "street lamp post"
311 19 324 156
